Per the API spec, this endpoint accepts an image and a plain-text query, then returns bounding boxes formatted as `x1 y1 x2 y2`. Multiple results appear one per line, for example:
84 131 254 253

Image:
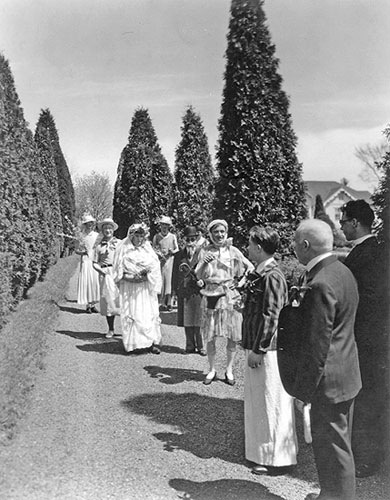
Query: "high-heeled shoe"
224 372 236 386
203 372 217 385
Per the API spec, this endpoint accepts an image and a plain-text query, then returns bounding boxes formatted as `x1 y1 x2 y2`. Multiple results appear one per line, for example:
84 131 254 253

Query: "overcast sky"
1 0 389 191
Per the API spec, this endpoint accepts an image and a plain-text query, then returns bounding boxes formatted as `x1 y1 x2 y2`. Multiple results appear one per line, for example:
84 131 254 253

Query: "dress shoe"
252 464 293 476
150 344 161 354
224 372 236 386
251 465 269 475
198 349 207 356
90 306 99 313
105 331 114 339
203 372 217 385
86 306 92 314
355 463 379 478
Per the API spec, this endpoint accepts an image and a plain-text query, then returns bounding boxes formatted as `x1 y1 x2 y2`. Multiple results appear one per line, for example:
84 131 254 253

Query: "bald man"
293 220 361 500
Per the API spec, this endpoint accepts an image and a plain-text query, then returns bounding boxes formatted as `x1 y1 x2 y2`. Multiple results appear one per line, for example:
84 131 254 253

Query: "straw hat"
97 217 118 231
80 214 96 225
159 215 173 226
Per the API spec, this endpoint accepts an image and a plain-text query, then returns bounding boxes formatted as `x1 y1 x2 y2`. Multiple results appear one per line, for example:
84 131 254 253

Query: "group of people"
74 201 388 500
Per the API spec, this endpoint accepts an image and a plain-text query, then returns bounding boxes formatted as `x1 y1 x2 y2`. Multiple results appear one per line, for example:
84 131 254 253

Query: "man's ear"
303 239 310 249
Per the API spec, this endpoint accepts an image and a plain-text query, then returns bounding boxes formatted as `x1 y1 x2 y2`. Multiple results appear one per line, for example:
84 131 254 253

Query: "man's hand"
248 351 264 369
203 253 216 264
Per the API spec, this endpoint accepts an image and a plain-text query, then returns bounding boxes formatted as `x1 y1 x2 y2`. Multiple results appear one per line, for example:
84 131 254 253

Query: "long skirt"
200 293 242 343
99 270 120 316
77 256 100 305
244 350 298 466
119 280 162 352
161 255 174 297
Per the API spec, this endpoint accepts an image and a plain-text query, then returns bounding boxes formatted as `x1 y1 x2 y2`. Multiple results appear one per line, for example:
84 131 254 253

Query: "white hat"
159 215 173 226
97 217 118 231
80 214 96 225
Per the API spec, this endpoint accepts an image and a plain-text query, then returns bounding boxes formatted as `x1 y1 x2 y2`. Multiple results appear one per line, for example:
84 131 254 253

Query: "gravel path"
0 270 388 500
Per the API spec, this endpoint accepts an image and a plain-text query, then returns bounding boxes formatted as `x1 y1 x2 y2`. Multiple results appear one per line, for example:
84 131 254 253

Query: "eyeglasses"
339 218 352 226
185 236 197 242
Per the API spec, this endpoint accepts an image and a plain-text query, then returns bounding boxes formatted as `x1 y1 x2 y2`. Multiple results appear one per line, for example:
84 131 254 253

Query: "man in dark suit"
341 199 389 477
294 219 361 500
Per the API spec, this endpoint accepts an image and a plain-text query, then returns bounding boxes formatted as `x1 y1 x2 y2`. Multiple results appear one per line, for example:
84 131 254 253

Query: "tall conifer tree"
113 108 172 238
173 106 214 233
36 109 75 253
215 0 306 250
34 115 63 261
0 54 53 309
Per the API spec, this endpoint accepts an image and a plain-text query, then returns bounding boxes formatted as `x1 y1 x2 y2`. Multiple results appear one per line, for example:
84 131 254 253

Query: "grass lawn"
0 254 78 445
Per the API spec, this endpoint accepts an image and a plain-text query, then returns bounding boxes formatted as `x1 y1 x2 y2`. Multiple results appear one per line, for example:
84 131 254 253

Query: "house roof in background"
305 181 372 204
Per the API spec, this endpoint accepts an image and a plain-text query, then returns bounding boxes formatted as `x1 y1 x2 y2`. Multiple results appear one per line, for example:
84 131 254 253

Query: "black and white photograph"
1 1 389 499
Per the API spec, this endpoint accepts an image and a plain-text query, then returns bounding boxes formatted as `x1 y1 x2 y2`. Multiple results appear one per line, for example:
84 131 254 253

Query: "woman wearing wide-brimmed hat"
195 219 253 385
76 214 100 313
93 218 121 338
152 215 179 311
113 223 162 354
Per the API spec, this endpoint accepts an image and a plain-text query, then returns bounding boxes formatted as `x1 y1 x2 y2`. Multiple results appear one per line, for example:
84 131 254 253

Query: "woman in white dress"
76 214 100 313
152 215 179 311
113 223 162 354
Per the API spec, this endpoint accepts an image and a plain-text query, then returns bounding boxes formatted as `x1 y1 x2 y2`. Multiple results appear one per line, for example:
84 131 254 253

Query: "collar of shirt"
306 252 333 272
256 257 275 274
351 233 375 247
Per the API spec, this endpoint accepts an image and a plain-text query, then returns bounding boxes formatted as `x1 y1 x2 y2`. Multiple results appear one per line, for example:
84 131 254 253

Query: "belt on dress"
100 264 113 268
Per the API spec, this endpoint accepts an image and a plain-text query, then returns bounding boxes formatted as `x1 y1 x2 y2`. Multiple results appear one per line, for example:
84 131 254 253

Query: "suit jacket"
293 255 361 404
172 247 201 326
242 260 287 353
344 237 386 348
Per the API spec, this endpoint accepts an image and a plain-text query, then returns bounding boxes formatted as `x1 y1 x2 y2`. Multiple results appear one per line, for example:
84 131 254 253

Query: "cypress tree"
314 194 325 218
215 0 307 251
173 106 214 233
34 114 63 262
113 108 172 238
0 54 49 309
36 109 75 254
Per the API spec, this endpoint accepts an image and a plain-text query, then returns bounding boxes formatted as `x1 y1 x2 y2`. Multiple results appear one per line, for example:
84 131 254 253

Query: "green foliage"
314 194 325 218
372 150 390 245
215 0 307 251
0 54 54 307
36 109 75 254
113 108 172 238
173 106 215 233
35 112 63 262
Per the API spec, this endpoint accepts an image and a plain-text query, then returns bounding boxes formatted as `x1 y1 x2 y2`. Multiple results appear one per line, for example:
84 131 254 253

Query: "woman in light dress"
195 219 253 385
93 218 121 338
152 215 179 311
76 214 100 313
113 223 162 354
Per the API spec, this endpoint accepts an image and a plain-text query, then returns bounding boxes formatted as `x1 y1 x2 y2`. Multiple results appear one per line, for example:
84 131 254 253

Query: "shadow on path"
76 340 125 355
58 305 89 314
56 329 105 341
122 392 245 464
169 478 284 500
144 365 205 384
159 344 185 355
